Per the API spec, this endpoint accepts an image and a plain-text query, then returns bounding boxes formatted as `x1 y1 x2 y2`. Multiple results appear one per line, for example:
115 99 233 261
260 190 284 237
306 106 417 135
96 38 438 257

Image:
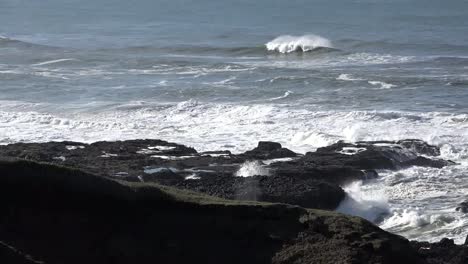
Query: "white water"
336 181 390 222
235 160 270 177
1 100 467 154
338 165 468 244
265 34 333 53
1 100 467 243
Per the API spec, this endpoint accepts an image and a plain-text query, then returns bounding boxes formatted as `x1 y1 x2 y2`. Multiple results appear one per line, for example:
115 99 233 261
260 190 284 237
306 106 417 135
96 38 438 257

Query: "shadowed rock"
173 174 345 209
0 139 454 211
411 238 468 264
0 159 429 264
314 140 453 170
456 200 468 213
242 141 298 159
0 240 43 264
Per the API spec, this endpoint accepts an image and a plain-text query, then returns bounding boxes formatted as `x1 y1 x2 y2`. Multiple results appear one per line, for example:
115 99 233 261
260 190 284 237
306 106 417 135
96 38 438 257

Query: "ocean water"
1 0 468 243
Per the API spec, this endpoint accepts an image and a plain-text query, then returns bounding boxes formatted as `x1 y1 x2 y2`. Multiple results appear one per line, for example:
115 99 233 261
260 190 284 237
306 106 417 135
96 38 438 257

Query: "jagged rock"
242 141 298 159
314 139 453 170
396 139 441 156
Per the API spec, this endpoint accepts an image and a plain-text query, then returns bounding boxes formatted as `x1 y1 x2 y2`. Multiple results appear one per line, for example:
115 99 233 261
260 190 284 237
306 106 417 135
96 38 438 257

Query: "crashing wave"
265 34 333 53
235 160 270 177
336 181 390 222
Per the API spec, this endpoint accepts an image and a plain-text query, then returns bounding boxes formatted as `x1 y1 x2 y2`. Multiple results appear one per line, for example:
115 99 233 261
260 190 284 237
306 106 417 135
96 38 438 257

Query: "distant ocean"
1 0 467 243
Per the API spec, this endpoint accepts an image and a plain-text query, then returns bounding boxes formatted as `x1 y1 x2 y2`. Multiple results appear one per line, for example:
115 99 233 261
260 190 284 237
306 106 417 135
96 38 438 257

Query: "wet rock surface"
0 139 454 211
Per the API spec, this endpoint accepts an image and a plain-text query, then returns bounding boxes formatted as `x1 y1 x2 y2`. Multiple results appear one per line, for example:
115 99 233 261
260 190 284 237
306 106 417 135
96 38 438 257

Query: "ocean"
1 0 467 243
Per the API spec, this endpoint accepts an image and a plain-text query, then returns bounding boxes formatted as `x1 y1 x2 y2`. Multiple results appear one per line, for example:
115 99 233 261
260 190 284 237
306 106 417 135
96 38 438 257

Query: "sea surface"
1 0 468 243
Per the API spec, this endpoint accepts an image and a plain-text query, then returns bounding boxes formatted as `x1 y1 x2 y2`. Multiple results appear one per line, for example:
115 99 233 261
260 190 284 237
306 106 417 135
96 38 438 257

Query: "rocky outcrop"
269 139 453 186
174 174 345 209
411 238 468 264
242 141 298 159
0 159 428 264
0 139 453 211
313 140 453 170
456 200 468 213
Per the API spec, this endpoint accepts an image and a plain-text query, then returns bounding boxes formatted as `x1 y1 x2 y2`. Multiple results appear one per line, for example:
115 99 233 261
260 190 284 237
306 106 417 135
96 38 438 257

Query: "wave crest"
265 34 333 53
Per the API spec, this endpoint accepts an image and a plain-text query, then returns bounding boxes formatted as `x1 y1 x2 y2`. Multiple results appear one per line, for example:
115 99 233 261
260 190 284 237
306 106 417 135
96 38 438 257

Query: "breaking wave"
336 181 390 222
265 34 333 53
235 160 270 177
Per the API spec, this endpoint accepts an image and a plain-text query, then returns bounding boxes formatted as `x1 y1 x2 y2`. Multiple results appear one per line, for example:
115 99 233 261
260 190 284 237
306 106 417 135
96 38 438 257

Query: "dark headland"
0 139 466 264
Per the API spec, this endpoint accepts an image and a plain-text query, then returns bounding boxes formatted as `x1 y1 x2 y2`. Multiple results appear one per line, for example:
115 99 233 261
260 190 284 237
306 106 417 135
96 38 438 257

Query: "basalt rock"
173 174 345 210
0 159 427 264
313 139 454 170
411 238 468 264
242 141 298 159
0 139 454 211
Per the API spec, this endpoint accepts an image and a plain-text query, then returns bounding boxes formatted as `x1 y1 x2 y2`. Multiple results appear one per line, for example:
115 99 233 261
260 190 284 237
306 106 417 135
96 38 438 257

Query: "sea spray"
235 160 270 177
336 181 390 222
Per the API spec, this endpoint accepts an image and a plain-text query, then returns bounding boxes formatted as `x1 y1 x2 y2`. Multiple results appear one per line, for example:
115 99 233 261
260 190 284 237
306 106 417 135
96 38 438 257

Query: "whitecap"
368 81 396 89
336 73 365 81
235 160 270 177
267 90 293 101
265 34 332 53
32 58 78 66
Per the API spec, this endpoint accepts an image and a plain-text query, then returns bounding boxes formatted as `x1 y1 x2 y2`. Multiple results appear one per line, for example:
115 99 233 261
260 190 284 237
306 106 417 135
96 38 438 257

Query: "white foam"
337 74 364 81
150 155 193 160
336 181 390 222
265 34 332 53
32 58 78 67
136 149 160 155
1 100 468 243
100 151 118 158
143 167 178 174
148 145 176 151
185 174 201 180
380 209 431 229
267 90 293 101
368 81 396 89
201 153 230 157
235 160 270 177
1 102 467 155
344 53 415 65
338 147 367 155
138 146 176 154
212 76 237 85
53 156 66 161
262 157 296 165
66 145 85 150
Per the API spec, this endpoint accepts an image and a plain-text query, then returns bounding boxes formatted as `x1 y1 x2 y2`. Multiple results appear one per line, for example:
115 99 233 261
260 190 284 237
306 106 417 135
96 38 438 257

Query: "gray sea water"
1 0 467 243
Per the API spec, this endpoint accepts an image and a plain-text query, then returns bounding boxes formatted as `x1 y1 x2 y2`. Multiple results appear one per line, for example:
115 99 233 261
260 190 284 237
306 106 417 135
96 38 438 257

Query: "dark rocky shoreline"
0 139 466 263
